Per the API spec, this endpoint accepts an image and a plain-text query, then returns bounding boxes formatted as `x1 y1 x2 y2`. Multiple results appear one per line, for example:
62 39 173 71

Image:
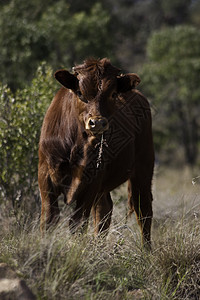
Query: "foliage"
0 63 57 214
0 0 112 90
141 25 200 165
0 0 198 89
102 0 193 70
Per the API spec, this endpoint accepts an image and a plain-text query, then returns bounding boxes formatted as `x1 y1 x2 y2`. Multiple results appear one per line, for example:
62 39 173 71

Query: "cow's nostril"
88 117 108 132
101 119 108 128
89 119 96 128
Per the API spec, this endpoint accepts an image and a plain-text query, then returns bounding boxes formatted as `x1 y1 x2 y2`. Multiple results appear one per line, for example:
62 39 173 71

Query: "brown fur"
38 58 154 248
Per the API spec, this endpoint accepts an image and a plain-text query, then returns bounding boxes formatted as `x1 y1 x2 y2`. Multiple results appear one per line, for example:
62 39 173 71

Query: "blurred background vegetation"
0 0 200 213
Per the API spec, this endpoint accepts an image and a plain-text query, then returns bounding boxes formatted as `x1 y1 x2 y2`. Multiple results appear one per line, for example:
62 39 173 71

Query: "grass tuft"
1 168 200 299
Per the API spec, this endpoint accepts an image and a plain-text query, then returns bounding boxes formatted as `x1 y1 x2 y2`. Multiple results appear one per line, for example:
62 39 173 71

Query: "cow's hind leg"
39 173 60 233
92 193 113 235
128 178 153 249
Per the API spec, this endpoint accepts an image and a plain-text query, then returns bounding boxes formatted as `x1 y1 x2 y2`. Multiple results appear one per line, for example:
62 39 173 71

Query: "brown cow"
38 58 154 248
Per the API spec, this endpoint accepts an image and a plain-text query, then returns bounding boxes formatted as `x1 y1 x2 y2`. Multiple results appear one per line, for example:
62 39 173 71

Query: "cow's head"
54 58 140 136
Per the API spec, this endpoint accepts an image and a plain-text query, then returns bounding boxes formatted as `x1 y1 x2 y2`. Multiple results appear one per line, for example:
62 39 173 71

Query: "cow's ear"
117 73 141 93
54 70 79 91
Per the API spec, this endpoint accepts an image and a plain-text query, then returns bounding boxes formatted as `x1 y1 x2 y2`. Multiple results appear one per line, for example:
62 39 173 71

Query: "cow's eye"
77 91 82 97
112 92 117 99
77 91 88 103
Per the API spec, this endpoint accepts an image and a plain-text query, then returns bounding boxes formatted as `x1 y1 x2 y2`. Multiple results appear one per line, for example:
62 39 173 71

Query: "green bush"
141 25 200 166
0 63 57 217
0 0 112 90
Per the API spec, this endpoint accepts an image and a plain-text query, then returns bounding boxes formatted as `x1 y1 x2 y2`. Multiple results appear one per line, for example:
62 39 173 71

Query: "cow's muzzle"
86 116 109 135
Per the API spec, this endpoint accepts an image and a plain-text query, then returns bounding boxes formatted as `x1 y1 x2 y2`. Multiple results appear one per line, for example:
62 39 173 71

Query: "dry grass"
0 167 200 299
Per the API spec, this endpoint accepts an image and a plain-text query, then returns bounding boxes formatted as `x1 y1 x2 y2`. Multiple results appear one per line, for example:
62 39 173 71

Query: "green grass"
0 167 200 299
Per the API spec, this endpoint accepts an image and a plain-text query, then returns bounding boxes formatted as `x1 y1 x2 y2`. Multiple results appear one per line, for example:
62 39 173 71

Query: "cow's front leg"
69 189 97 234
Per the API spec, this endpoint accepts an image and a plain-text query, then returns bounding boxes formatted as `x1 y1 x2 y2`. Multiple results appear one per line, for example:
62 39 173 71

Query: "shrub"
0 63 57 221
